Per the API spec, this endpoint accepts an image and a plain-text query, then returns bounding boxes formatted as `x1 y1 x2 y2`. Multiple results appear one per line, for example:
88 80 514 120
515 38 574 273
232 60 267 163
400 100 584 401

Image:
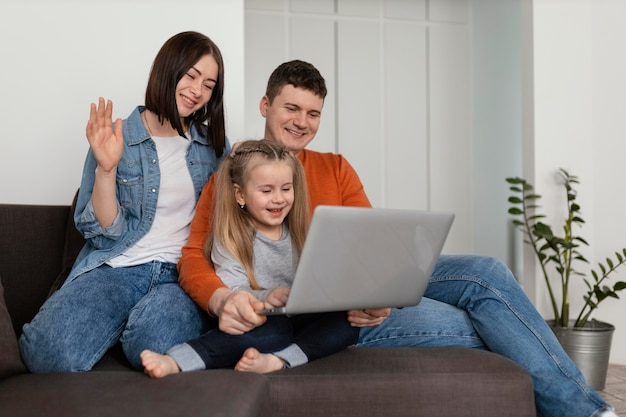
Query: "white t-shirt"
107 134 195 267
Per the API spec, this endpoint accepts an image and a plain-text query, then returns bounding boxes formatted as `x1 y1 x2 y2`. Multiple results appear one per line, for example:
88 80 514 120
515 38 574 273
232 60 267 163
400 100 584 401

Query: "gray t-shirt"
211 224 298 301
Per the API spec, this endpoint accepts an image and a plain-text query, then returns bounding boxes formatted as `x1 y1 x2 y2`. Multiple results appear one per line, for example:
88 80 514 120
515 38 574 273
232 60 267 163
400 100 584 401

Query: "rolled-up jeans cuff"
167 343 205 372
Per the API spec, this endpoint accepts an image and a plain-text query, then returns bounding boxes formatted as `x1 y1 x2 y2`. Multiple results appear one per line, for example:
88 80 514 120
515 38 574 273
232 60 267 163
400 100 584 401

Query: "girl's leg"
293 312 359 362
426 254 611 417
19 264 148 373
169 316 294 371
273 312 359 368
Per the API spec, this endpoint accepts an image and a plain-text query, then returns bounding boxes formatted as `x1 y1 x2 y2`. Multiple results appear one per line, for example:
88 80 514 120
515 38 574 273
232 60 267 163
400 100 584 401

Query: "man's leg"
424 254 610 417
356 296 485 349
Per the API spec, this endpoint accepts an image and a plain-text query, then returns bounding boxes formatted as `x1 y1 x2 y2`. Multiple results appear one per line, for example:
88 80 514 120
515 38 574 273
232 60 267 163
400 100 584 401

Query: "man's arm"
178 175 227 314
178 175 267 333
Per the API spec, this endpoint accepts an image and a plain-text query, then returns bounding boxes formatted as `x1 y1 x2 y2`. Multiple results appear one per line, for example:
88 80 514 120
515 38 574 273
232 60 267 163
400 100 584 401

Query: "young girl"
141 139 359 377
19 31 229 372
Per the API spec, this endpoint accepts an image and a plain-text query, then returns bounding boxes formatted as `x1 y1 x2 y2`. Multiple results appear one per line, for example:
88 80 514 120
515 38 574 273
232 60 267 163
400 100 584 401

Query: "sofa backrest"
0 201 83 336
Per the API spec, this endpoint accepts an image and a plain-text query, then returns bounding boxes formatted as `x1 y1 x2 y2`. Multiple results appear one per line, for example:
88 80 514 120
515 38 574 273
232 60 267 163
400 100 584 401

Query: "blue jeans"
19 262 206 372
358 255 611 417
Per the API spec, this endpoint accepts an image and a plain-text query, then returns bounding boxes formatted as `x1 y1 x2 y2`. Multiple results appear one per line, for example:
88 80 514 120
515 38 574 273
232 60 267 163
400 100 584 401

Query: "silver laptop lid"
268 205 454 315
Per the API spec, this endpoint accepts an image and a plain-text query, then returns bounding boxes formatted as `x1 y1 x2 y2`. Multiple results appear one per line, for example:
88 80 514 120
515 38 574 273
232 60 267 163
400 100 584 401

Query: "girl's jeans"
19 262 206 372
172 312 359 371
358 255 611 417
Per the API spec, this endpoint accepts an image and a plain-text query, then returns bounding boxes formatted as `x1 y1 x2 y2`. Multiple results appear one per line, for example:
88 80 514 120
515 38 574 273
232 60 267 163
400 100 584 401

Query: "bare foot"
140 349 180 379
235 347 285 374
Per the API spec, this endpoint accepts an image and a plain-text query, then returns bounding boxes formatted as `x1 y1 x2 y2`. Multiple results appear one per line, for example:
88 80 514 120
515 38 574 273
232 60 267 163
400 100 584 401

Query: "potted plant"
506 169 626 390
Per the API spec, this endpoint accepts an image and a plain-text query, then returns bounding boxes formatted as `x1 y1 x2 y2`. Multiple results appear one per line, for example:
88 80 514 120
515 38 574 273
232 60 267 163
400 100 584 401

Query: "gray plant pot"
549 319 615 391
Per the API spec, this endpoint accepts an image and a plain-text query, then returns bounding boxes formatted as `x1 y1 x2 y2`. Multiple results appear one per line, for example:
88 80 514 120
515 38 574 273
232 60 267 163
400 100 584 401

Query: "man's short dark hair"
265 60 327 103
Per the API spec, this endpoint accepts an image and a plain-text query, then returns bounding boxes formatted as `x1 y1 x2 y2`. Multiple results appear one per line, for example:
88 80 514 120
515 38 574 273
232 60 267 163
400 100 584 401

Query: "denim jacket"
66 106 230 284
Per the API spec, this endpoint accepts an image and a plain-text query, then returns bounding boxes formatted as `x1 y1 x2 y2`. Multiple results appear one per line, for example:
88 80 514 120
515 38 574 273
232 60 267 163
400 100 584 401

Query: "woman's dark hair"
145 31 226 157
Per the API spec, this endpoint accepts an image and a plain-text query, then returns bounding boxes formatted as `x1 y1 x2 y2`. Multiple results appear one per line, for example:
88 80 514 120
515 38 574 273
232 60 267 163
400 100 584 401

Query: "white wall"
471 0 524 278
0 0 244 205
591 1 626 366
529 0 626 364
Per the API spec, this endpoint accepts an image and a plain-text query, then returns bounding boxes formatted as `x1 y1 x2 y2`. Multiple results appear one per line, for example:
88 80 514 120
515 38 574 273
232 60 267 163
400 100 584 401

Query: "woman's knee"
19 323 103 373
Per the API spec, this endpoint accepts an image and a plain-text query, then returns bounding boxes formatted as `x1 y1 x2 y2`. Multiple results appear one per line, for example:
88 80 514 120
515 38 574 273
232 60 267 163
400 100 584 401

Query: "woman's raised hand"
85 97 124 173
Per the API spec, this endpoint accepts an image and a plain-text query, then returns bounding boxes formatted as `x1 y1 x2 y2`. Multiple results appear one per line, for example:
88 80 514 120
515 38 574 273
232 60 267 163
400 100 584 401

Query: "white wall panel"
291 0 334 14
291 17 337 153
430 0 468 23
244 12 287 141
244 0 479 253
337 20 384 206
246 0 285 11
385 22 429 210
471 0 523 273
429 24 472 252
338 0 380 17
385 0 427 20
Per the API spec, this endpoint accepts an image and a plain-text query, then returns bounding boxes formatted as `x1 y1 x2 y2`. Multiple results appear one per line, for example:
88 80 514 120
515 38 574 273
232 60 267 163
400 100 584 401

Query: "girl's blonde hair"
204 139 310 289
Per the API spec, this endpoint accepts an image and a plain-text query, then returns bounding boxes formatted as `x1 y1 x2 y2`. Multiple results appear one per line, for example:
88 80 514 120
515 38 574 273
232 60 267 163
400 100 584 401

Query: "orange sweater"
178 148 372 313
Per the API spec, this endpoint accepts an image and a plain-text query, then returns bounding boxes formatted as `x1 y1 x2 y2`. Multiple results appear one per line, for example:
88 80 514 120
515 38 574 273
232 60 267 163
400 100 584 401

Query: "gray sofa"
0 201 537 417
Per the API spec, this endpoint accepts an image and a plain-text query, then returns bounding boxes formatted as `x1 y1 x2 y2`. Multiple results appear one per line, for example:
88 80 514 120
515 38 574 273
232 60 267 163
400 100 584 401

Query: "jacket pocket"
116 174 143 208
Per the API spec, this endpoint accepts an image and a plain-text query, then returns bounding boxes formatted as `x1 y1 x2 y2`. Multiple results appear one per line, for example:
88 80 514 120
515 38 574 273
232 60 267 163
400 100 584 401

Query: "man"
178 60 616 417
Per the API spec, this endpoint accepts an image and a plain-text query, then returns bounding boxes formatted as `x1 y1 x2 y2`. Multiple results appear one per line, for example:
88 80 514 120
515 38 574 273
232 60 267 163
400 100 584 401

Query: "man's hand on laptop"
347 308 391 327
213 288 267 335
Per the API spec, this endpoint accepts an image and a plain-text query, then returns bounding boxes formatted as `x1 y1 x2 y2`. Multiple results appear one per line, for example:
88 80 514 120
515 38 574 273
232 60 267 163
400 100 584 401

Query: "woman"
19 31 230 372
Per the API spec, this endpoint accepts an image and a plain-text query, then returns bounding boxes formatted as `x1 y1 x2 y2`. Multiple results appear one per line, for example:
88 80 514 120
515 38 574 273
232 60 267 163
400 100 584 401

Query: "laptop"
258 205 454 315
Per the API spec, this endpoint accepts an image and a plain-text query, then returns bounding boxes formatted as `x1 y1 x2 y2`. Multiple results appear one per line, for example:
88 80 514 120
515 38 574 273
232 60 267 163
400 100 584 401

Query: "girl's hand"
347 308 391 327
85 97 124 173
264 287 290 309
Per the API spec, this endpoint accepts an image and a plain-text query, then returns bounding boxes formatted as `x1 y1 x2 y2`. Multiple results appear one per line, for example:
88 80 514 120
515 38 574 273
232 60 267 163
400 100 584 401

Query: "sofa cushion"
267 346 536 417
0 369 270 417
0 275 26 379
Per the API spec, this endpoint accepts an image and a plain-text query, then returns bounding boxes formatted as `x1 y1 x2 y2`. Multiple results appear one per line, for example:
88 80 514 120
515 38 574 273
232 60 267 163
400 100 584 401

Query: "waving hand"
85 97 123 173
